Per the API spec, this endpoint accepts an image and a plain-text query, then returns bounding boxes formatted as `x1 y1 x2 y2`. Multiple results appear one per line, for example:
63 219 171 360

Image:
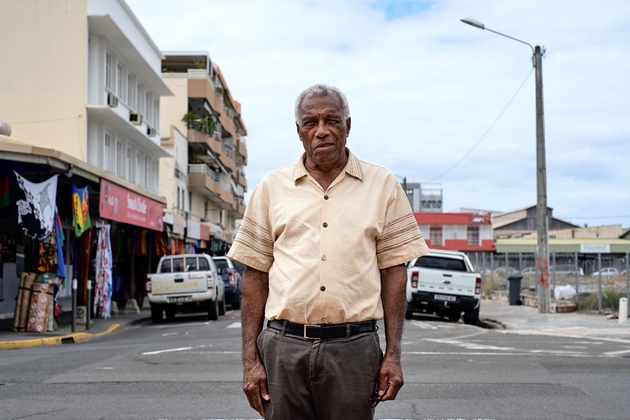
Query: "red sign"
99 179 164 231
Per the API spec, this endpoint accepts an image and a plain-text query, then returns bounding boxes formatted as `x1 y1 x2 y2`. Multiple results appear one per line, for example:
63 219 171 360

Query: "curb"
0 323 121 351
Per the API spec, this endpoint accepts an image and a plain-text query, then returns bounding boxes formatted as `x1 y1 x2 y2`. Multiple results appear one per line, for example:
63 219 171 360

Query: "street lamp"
461 17 551 313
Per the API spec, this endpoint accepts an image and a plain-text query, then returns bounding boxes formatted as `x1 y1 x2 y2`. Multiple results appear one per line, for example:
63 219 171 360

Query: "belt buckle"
303 324 321 339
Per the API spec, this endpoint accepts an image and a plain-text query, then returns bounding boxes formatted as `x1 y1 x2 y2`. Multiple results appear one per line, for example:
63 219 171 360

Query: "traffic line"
227 322 241 328
142 346 192 355
425 338 514 351
603 349 630 356
410 320 438 330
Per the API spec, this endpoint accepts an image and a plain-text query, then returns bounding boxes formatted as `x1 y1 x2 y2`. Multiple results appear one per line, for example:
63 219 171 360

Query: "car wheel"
219 296 226 316
405 303 414 320
165 308 176 321
464 306 480 325
231 292 241 310
150 305 163 323
448 311 461 322
208 299 219 321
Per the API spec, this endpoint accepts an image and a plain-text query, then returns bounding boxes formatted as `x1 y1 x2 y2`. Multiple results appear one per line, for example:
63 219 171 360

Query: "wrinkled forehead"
299 94 344 117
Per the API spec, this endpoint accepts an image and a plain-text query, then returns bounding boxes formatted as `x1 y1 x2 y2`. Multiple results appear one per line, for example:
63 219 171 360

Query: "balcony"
235 169 247 192
187 128 223 159
237 137 248 164
188 164 235 210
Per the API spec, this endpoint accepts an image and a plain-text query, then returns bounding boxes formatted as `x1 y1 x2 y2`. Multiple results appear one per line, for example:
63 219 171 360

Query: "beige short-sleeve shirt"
228 150 429 324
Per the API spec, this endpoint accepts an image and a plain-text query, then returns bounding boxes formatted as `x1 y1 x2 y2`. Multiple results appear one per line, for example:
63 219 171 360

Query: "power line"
565 215 630 220
428 68 534 181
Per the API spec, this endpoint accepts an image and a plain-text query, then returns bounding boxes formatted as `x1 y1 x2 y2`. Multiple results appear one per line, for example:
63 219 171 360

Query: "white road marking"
142 347 192 355
410 320 438 330
96 367 114 369
529 350 586 355
603 349 630 356
227 322 242 328
425 338 514 351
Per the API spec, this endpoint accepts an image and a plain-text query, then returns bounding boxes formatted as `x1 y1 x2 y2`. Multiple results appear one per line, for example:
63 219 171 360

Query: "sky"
126 0 630 228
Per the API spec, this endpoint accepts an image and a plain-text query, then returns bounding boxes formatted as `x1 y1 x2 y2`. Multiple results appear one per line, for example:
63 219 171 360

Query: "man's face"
296 94 351 171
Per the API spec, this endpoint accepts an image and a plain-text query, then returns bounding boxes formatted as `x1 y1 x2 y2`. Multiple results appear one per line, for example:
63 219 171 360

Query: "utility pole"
534 45 550 313
461 18 551 313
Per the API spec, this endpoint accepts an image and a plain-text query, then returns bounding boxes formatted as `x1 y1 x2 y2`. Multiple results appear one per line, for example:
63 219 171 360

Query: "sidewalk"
480 297 630 343
0 305 150 351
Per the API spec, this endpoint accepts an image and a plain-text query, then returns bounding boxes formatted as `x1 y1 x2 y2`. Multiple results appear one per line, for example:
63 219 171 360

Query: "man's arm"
377 263 408 401
241 266 270 416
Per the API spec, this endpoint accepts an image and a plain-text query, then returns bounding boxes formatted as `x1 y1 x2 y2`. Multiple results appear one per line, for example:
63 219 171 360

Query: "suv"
213 256 244 310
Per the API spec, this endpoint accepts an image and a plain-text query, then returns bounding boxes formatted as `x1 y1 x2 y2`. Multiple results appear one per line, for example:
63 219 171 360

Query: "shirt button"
323 222 328 228
321 255 327 261
320 286 326 291
324 195 329 200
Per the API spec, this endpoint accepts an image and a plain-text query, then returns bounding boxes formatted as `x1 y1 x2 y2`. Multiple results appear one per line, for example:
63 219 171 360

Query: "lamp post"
461 17 550 313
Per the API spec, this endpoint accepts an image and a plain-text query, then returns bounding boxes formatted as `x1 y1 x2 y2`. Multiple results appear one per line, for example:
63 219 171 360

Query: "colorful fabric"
94 224 113 319
27 283 52 333
71 183 91 237
55 211 66 279
0 176 9 209
37 243 57 272
14 171 58 240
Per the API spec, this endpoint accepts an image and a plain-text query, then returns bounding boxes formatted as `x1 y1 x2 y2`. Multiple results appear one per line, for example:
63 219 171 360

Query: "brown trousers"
257 326 383 420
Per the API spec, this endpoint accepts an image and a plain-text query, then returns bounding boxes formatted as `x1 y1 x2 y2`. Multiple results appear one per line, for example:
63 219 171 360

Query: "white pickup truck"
406 250 482 325
146 254 225 323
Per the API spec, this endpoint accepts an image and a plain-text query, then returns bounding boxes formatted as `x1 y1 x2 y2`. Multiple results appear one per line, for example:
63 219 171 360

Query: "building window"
144 155 150 189
177 187 181 210
135 152 142 185
115 139 123 177
145 92 153 125
153 160 159 193
467 226 480 246
188 192 192 213
127 74 134 109
116 64 123 98
154 99 160 130
137 84 144 117
126 146 132 181
103 133 111 172
105 51 113 90
430 227 443 246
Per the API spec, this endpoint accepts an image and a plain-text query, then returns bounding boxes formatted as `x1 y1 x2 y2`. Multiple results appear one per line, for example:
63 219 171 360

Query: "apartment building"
160 52 248 255
0 0 172 314
0 0 171 195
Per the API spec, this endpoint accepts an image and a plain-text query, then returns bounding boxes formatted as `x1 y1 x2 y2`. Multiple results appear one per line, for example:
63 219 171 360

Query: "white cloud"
126 0 630 227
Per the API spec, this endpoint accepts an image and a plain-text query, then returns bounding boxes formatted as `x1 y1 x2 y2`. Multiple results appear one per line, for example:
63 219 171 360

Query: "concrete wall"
161 77 189 137
0 0 88 160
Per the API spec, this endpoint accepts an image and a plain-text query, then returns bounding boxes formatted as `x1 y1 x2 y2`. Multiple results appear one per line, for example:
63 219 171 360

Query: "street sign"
580 244 610 254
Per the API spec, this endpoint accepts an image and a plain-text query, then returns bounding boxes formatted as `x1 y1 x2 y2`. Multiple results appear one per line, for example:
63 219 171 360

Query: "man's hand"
378 263 408 402
377 354 404 401
241 266 270 417
243 358 270 416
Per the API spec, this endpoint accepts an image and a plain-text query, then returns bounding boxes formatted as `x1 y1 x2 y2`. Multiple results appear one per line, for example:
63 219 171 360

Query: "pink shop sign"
99 179 164 231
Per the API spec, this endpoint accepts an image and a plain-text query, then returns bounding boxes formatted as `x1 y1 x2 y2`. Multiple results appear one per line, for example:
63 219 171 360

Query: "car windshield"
413 256 467 272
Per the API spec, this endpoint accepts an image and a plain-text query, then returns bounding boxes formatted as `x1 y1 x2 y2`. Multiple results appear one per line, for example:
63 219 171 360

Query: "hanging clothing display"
72 183 91 237
94 224 113 319
55 210 66 280
0 175 10 209
14 171 58 240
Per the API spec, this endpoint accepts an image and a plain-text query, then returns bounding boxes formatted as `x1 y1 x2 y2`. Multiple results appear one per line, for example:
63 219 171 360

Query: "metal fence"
469 251 630 312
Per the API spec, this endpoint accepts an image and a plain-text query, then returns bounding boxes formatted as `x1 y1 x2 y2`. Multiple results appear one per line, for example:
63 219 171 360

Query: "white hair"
294 84 350 124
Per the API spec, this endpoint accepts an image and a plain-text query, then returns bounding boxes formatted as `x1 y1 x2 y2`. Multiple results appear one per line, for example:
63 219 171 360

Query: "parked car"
591 267 619 277
549 265 584 276
146 254 225 323
406 250 482 325
521 267 536 275
213 256 243 310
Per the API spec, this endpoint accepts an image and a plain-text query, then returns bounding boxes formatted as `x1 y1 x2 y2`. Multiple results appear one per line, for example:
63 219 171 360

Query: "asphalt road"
1 311 630 420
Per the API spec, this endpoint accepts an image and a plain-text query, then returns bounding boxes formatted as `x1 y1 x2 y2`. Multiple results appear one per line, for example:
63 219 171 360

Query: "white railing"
222 145 234 159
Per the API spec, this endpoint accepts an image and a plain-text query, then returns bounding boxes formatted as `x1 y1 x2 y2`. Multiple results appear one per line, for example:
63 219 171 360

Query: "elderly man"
227 84 428 419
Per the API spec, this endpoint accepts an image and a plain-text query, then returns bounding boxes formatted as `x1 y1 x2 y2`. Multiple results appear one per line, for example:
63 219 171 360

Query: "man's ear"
296 121 301 139
346 117 351 136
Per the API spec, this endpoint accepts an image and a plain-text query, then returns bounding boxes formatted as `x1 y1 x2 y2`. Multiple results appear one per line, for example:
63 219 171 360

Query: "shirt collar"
293 148 364 184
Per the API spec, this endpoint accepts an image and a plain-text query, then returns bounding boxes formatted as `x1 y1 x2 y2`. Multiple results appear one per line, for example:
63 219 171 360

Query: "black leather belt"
267 319 377 340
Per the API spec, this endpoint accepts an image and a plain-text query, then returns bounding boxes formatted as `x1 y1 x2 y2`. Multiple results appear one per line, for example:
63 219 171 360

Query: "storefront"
0 138 166 329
